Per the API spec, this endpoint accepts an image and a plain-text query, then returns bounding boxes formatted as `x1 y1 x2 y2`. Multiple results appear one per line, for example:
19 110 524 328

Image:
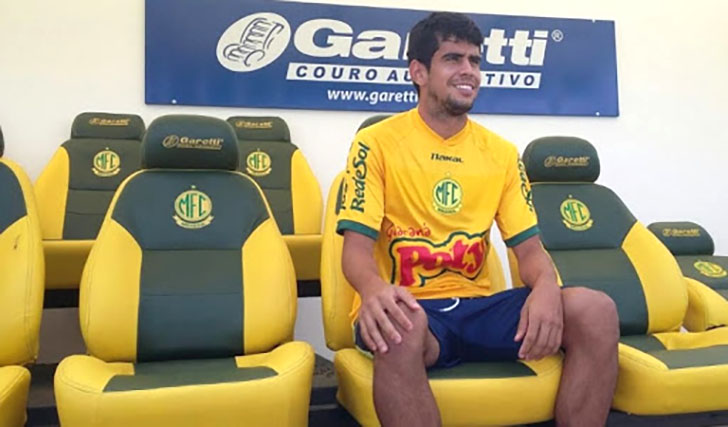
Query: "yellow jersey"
337 108 538 320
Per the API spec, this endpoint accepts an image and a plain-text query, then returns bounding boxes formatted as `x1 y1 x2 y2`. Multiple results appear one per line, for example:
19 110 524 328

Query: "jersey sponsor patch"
389 230 487 287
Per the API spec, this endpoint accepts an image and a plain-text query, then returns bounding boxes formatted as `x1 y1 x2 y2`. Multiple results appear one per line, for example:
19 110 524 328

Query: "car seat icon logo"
174 186 214 230
217 12 291 72
92 149 121 177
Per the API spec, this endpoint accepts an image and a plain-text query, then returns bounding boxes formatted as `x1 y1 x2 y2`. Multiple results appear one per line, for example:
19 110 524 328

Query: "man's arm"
342 230 421 353
511 234 563 361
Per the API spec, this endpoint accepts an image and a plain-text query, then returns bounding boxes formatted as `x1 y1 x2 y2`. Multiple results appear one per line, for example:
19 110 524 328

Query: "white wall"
2 1 727 360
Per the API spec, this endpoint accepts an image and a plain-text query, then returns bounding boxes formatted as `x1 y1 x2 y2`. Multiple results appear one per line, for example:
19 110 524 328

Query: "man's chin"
444 99 474 116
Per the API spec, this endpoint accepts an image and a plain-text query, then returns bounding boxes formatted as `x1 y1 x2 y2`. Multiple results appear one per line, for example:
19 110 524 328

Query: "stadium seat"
0 127 45 427
517 136 728 415
35 112 145 289
357 114 391 131
54 115 314 426
320 171 562 426
649 221 728 331
227 116 322 281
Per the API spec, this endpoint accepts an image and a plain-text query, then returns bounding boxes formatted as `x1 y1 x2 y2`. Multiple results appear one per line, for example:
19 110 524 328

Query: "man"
337 12 620 427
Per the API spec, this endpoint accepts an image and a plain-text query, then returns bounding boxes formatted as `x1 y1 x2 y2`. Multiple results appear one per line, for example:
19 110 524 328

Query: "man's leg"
556 287 620 427
373 301 441 427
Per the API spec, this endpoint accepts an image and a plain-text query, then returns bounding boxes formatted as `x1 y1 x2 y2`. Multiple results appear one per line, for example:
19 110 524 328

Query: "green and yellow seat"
54 115 314 426
320 171 562 426
649 221 728 331
227 116 322 282
357 114 391 131
35 112 145 289
0 128 45 427
518 136 728 415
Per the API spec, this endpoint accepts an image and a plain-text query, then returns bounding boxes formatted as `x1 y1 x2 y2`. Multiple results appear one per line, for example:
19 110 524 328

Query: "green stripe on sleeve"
504 225 540 248
336 219 379 240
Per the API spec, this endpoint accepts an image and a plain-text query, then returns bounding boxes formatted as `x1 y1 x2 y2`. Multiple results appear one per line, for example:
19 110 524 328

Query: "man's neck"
417 104 468 140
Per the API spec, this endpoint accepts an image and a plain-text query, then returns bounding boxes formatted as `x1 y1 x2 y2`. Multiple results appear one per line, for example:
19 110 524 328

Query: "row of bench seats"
32 112 322 291
2 115 728 425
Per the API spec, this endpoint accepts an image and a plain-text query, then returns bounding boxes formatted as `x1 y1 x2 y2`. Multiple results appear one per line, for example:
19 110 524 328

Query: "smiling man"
337 12 619 427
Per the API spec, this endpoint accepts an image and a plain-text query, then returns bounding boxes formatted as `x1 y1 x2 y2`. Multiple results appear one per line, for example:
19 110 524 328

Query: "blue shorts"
355 287 530 369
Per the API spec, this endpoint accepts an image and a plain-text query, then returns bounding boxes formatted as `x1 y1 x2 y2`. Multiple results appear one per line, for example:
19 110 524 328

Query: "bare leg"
555 287 620 427
373 302 441 427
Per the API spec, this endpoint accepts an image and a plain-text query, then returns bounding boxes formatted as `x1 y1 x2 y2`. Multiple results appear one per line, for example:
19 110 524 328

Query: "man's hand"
358 284 421 354
515 282 563 360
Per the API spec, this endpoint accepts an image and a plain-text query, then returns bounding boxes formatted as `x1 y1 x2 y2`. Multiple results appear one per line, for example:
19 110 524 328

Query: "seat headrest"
71 112 145 140
142 115 239 170
648 221 715 255
227 116 290 142
358 114 391 131
0 126 4 157
523 136 600 183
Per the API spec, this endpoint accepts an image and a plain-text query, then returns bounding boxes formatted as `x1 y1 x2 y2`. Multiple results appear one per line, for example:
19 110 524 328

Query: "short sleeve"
335 131 385 240
495 145 540 247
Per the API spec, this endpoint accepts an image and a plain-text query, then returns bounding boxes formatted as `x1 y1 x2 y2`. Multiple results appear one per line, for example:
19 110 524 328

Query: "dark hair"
407 12 483 93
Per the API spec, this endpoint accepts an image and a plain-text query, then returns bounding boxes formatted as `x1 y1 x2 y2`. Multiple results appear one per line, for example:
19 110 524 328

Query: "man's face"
415 38 482 116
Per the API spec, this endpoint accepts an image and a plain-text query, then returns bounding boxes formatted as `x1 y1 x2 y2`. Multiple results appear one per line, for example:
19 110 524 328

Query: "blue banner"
145 1 619 116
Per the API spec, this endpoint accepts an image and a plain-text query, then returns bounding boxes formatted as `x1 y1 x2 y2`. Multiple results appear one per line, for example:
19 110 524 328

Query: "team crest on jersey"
92 149 121 177
246 150 272 176
560 197 593 231
173 186 214 230
432 177 462 215
694 260 727 278
389 230 487 287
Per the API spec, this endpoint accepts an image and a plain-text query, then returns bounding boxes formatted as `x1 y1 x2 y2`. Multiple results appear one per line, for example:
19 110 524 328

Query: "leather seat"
54 115 314 426
35 112 145 289
321 170 562 426
649 221 728 331
227 116 322 281
517 136 728 415
0 127 45 427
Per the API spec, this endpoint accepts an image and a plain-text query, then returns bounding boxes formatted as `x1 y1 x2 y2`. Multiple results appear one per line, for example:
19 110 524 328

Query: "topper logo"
389 231 487 287
217 13 292 72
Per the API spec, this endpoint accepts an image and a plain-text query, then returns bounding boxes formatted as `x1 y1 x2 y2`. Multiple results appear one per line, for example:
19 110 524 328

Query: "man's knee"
562 287 619 349
377 302 429 360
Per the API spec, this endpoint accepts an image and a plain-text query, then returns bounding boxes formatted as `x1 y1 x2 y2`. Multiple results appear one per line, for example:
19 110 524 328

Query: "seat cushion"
55 341 314 427
616 328 728 414
334 348 562 426
0 366 30 427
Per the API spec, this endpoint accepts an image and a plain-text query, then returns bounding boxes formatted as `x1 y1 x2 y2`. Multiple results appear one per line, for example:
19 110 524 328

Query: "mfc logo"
694 260 727 279
432 178 462 215
217 13 554 72
218 13 291 72
92 149 121 177
560 197 593 231
174 186 214 230
390 231 487 287
246 150 272 177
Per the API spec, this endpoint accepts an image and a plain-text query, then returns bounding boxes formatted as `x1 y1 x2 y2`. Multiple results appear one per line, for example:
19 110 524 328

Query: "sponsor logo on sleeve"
350 141 370 213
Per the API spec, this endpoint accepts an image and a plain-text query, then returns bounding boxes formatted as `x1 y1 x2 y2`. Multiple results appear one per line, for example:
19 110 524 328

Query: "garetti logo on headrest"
217 13 291 72
174 186 214 230
89 118 130 126
662 228 701 238
235 120 274 129
544 156 590 168
92 149 121 177
162 135 224 151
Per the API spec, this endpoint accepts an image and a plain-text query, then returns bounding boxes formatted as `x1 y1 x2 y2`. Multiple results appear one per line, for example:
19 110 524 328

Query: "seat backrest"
0 128 44 366
35 112 145 240
358 114 391 131
320 171 507 351
79 115 296 363
227 116 321 235
521 137 687 335
649 221 728 292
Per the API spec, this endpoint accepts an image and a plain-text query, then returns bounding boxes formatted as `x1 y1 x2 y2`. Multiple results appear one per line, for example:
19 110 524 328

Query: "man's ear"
409 59 428 89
